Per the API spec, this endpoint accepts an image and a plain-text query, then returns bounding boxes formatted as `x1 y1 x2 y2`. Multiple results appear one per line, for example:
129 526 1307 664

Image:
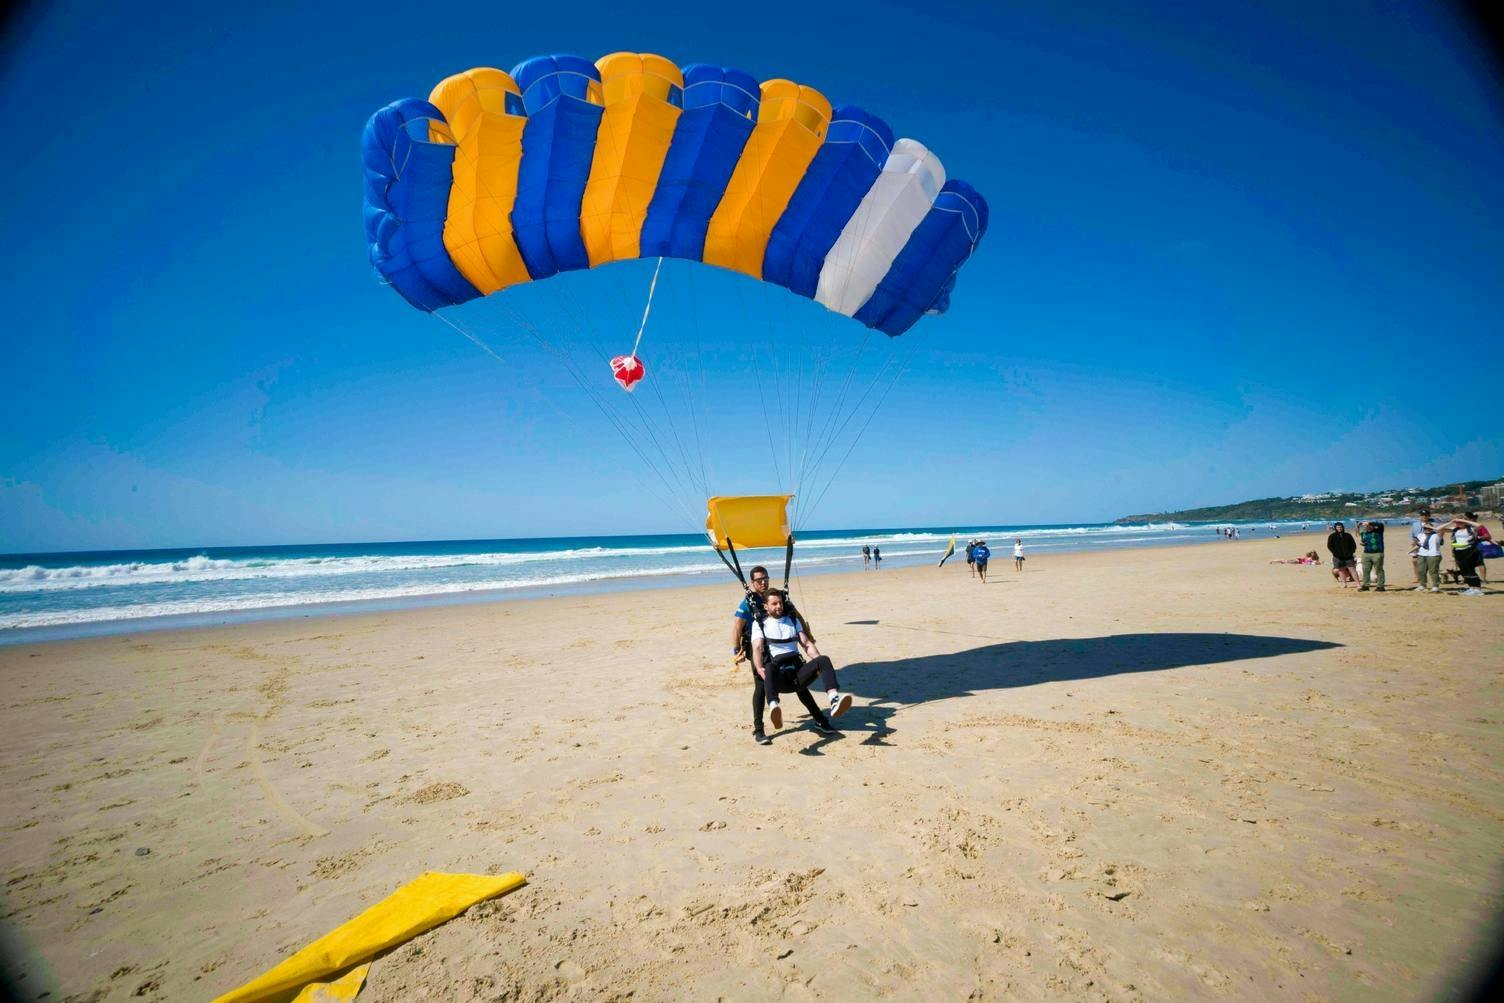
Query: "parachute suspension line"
803 338 906 499
794 328 873 527
431 307 688 519
470 294 701 532
634 262 702 500
538 277 702 511
802 338 920 527
735 274 784 490
683 260 712 496
432 310 511 367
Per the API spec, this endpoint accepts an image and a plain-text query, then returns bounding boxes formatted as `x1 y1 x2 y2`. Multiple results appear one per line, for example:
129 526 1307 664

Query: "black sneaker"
753 731 772 746
810 719 836 735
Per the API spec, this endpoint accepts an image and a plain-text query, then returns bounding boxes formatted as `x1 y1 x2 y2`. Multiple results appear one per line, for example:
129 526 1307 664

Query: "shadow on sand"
791 629 1341 753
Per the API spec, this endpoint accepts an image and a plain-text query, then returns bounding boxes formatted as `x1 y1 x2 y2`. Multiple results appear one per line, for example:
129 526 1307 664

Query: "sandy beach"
2 530 1501 1001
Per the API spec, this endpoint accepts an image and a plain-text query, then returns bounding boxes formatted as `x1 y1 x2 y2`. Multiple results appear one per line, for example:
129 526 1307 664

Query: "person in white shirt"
1412 523 1443 593
751 591 852 733
1013 538 1025 571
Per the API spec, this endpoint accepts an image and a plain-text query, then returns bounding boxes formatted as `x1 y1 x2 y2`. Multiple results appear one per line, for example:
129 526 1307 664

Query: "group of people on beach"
860 544 882 568
964 538 1025 582
1314 508 1494 595
730 566 852 745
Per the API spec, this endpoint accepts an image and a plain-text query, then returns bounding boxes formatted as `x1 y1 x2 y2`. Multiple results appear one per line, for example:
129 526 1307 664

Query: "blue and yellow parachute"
362 52 988 336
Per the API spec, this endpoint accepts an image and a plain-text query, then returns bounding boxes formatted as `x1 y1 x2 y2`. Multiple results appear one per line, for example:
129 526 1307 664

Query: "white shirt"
1013 543 1024 557
752 615 803 659
1416 532 1442 558
1453 527 1475 549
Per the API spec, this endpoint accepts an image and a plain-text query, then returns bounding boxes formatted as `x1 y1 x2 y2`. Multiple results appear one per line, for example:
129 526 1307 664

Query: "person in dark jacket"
1327 522 1358 586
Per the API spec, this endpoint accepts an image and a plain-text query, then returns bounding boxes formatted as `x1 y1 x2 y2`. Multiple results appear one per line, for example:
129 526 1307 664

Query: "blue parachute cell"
509 54 602 280
762 106 893 298
639 64 759 261
855 180 989 336
361 98 481 311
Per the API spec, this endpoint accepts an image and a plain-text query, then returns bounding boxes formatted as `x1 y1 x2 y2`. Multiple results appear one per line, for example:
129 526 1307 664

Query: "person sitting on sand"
751 590 851 735
1327 522 1358 586
1269 551 1321 565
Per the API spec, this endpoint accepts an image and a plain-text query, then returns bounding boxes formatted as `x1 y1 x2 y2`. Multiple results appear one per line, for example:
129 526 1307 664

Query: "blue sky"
1 0 1500 552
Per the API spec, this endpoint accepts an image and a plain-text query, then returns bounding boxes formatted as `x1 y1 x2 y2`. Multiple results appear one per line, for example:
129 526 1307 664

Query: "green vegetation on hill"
1117 478 1500 524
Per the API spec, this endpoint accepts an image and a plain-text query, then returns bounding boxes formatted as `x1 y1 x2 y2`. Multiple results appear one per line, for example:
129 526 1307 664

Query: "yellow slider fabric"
212 871 527 1003
706 494 795 550
581 52 684 266
430 69 532 294
702 80 831 278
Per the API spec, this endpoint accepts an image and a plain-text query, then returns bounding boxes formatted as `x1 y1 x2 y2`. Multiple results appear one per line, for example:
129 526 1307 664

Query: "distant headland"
1117 477 1503 524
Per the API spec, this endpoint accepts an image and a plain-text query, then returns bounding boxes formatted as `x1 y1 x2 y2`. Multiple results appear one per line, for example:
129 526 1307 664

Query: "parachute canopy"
706 495 794 551
363 52 988 336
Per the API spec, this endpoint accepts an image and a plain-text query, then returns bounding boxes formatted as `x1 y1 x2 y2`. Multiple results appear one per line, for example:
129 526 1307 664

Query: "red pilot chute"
610 354 646 392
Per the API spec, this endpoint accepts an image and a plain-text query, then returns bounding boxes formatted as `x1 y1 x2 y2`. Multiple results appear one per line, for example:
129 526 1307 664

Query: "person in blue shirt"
973 540 991 583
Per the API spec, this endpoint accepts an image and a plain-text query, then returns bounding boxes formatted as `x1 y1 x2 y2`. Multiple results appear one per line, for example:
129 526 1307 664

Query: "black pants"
752 655 836 730
1454 546 1483 587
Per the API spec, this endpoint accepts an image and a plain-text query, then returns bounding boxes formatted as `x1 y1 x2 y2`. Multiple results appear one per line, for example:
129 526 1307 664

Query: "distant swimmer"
751 590 850 734
1013 538 1024 571
973 540 991 583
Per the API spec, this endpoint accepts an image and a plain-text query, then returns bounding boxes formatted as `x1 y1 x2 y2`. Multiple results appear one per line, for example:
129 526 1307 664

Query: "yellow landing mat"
214 870 527 1003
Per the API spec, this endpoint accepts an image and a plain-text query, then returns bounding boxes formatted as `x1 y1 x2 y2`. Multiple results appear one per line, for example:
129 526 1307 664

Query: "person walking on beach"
966 540 977 577
973 540 991 583
1327 522 1358 586
1413 523 1443 593
872 546 881 568
751 590 849 733
1013 538 1024 571
862 544 871 569
1359 520 1386 591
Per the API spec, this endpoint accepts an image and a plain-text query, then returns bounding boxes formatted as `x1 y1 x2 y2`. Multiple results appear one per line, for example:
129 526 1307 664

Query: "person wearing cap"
973 540 991 583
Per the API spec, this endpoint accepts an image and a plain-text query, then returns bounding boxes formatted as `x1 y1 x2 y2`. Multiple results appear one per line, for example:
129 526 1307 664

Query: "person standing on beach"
1410 507 1433 586
1327 522 1358 586
973 540 991 583
1359 520 1386 591
1013 538 1024 571
1413 523 1443 593
966 540 976 576
1445 514 1487 595
872 546 882 568
862 544 871 569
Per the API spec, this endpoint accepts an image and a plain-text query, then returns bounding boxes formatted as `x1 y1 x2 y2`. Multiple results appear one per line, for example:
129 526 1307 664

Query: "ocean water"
0 520 1316 642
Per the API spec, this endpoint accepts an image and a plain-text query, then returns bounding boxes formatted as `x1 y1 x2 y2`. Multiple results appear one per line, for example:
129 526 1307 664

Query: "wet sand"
2 531 1501 1000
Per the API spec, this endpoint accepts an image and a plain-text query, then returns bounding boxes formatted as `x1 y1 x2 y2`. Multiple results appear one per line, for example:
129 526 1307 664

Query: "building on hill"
1481 482 1504 509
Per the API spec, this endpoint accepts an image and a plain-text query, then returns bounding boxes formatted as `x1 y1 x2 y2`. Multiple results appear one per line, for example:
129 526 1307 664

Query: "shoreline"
0 527 1336 646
